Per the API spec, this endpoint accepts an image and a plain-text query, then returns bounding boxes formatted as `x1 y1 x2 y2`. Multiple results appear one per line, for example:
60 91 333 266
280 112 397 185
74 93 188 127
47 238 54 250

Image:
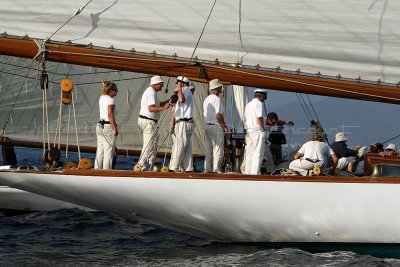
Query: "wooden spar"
0 137 203 158
1 37 400 104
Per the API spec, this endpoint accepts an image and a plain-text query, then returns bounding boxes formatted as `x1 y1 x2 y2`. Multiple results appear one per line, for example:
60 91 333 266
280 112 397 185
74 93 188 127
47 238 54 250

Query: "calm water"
1 148 400 266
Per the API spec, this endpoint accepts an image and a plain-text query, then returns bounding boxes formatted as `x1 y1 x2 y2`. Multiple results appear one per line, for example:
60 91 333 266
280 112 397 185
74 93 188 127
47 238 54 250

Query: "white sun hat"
386 143 397 151
176 76 190 83
150 75 164 85
335 132 348 142
209 79 223 91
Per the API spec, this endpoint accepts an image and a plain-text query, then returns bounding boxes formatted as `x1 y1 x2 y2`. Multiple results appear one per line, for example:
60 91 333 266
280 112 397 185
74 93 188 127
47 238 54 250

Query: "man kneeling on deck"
289 133 338 176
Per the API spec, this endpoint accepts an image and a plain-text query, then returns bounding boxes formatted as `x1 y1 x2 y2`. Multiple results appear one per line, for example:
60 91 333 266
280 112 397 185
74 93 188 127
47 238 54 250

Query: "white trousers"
289 158 326 176
244 131 265 175
169 121 194 172
95 124 116 170
336 156 356 170
138 118 159 168
204 124 224 173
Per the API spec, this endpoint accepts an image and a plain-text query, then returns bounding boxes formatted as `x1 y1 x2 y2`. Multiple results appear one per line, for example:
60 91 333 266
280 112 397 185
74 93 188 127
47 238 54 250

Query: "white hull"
1 169 400 243
0 185 93 212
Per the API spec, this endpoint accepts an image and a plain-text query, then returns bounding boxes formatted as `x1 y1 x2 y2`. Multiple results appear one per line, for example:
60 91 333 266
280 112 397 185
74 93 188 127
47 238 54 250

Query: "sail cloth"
0 55 208 155
0 0 399 84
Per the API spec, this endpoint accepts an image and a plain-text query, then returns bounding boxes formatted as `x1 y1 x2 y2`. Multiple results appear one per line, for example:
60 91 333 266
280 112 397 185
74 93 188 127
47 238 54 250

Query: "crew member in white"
169 77 195 172
289 133 338 176
137 76 171 170
203 79 228 173
243 89 268 175
95 80 118 169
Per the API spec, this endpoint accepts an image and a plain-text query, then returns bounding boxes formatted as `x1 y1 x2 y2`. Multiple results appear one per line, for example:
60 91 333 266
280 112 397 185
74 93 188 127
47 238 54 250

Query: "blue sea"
2 148 400 266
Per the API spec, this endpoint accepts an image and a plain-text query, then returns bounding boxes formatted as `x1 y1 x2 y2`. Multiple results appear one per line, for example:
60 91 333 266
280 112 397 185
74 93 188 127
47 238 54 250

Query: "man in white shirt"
169 77 195 172
289 133 338 176
243 89 267 175
137 76 172 171
203 79 228 173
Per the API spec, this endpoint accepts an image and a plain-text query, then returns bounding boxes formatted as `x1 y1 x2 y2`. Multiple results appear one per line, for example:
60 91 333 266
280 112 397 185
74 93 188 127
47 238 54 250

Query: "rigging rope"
296 93 312 122
66 104 72 161
184 0 217 69
382 133 400 144
46 0 94 41
71 89 81 161
236 0 248 65
0 62 34 139
306 94 320 122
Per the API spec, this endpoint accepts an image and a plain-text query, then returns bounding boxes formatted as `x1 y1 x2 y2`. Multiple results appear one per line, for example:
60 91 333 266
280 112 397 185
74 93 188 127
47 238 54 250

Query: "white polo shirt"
244 98 263 131
203 94 223 124
99 95 115 121
139 87 160 120
174 86 193 120
298 141 335 163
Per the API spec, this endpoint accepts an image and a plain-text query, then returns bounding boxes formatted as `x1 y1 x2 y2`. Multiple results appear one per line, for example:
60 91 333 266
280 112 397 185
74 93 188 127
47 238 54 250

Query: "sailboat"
1 0 400 243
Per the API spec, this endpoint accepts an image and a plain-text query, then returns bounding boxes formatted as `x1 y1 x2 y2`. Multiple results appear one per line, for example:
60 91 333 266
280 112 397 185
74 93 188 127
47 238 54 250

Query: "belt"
177 117 193 123
98 120 110 124
206 123 216 125
305 158 320 163
139 115 157 123
246 128 261 133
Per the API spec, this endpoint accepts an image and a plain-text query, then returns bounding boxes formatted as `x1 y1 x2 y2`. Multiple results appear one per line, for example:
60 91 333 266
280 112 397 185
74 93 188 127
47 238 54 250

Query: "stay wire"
298 94 314 121
47 0 94 41
295 93 312 122
382 133 400 144
0 62 35 138
236 0 248 65
180 0 217 78
306 94 320 122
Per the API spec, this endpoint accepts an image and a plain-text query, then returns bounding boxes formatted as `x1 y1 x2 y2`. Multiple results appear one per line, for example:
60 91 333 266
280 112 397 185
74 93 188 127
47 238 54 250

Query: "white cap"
150 75 164 85
255 89 268 95
189 81 195 90
176 76 190 83
209 79 223 91
335 132 347 142
386 143 397 151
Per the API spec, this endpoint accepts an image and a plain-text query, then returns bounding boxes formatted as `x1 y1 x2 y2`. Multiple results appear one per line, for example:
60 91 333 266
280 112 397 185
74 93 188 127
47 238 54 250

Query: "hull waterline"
1 169 400 243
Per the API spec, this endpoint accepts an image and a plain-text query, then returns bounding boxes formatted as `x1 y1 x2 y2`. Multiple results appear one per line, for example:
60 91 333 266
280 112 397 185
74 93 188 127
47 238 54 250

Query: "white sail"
0 0 399 83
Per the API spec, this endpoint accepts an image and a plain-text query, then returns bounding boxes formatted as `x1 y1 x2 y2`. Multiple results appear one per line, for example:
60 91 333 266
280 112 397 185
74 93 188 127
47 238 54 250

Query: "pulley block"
61 78 73 92
64 161 77 169
133 164 142 172
78 158 93 169
62 91 72 105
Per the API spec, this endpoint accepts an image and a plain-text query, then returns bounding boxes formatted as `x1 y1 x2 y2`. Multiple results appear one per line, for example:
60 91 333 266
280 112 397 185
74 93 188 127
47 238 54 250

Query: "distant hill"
271 97 400 148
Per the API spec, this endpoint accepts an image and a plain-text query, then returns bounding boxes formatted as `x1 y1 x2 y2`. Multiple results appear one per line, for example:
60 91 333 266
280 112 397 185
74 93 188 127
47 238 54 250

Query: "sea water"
1 148 400 266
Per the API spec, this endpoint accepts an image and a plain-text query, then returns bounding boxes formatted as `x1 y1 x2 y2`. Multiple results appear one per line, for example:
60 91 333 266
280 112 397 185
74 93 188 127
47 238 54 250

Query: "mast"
1 37 399 105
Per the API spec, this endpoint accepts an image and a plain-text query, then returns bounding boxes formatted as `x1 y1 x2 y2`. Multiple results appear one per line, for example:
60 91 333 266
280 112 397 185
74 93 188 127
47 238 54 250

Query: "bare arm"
329 154 338 175
175 83 185 103
108 105 118 136
170 107 176 134
277 120 294 126
148 102 171 113
216 113 228 133
293 152 302 160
